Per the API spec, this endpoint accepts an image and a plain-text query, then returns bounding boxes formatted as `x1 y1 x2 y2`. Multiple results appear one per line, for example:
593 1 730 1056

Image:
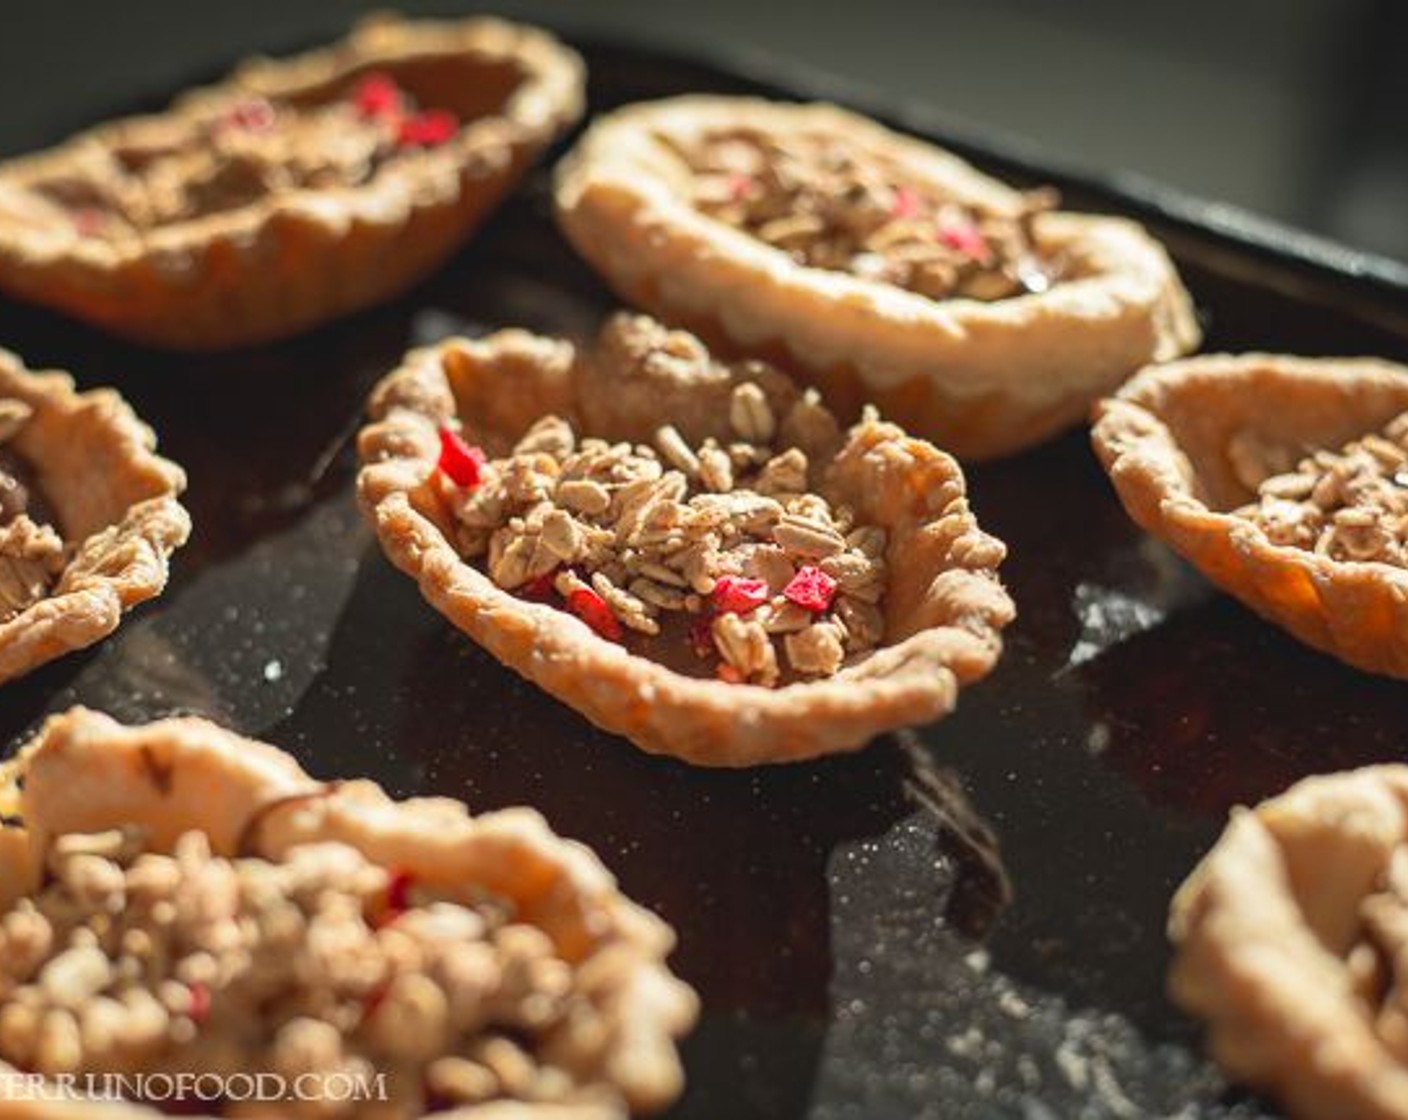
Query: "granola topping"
45 73 464 236
1235 412 1408 565
0 399 64 624
686 128 1061 302
437 354 888 686
0 826 626 1117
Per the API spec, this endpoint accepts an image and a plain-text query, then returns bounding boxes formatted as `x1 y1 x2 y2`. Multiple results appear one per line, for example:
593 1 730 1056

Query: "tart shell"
357 327 1015 767
0 706 698 1118
1169 766 1408 1120
1091 353 1408 679
0 15 584 350
553 96 1199 461
0 349 189 685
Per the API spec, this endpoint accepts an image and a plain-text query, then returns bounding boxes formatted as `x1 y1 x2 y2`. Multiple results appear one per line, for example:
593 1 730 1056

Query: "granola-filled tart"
1092 353 1408 678
0 707 697 1118
0 15 584 349
0 349 188 684
1169 766 1408 1120
553 96 1199 460
358 313 1013 766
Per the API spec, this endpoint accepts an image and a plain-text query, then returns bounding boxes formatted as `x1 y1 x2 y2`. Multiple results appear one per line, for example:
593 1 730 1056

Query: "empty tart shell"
1092 353 1408 678
0 14 584 349
1169 765 1408 1120
553 95 1199 461
0 707 697 1118
0 349 188 685
357 316 1014 767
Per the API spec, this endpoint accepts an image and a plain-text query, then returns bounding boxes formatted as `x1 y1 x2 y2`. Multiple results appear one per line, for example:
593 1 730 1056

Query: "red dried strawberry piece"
712 575 769 614
522 569 560 601
938 220 991 262
783 566 838 612
72 208 107 237
385 866 416 913
186 982 211 1025
354 71 403 119
397 109 459 149
437 427 487 489
689 612 716 658
568 587 623 641
221 97 276 134
373 866 416 928
361 981 390 1019
717 663 744 684
890 185 922 219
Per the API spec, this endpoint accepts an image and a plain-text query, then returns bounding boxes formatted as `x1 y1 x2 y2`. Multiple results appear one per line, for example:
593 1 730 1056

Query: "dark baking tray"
4 28 1408 1120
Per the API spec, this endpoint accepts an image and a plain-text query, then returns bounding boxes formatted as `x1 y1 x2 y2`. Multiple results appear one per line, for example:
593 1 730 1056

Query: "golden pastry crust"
1091 353 1408 678
1169 766 1408 1120
0 706 697 1119
357 318 1014 767
0 14 584 349
553 95 1199 461
0 350 188 685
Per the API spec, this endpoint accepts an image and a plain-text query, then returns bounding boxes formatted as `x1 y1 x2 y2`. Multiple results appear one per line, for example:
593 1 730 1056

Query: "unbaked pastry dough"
554 95 1199 460
1093 353 1408 678
0 15 584 348
0 348 188 684
1171 764 1408 1120
358 314 1014 766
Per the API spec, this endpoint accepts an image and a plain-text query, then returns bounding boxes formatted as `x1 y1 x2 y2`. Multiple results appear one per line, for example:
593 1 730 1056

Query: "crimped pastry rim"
0 706 697 1119
355 327 1015 767
0 349 189 685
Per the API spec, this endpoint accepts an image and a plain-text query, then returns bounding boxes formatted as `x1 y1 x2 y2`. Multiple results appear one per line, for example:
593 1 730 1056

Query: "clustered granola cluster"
0 398 63 624
1235 412 1408 566
51 73 461 235
687 127 1059 302
0 826 623 1116
438 367 887 686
